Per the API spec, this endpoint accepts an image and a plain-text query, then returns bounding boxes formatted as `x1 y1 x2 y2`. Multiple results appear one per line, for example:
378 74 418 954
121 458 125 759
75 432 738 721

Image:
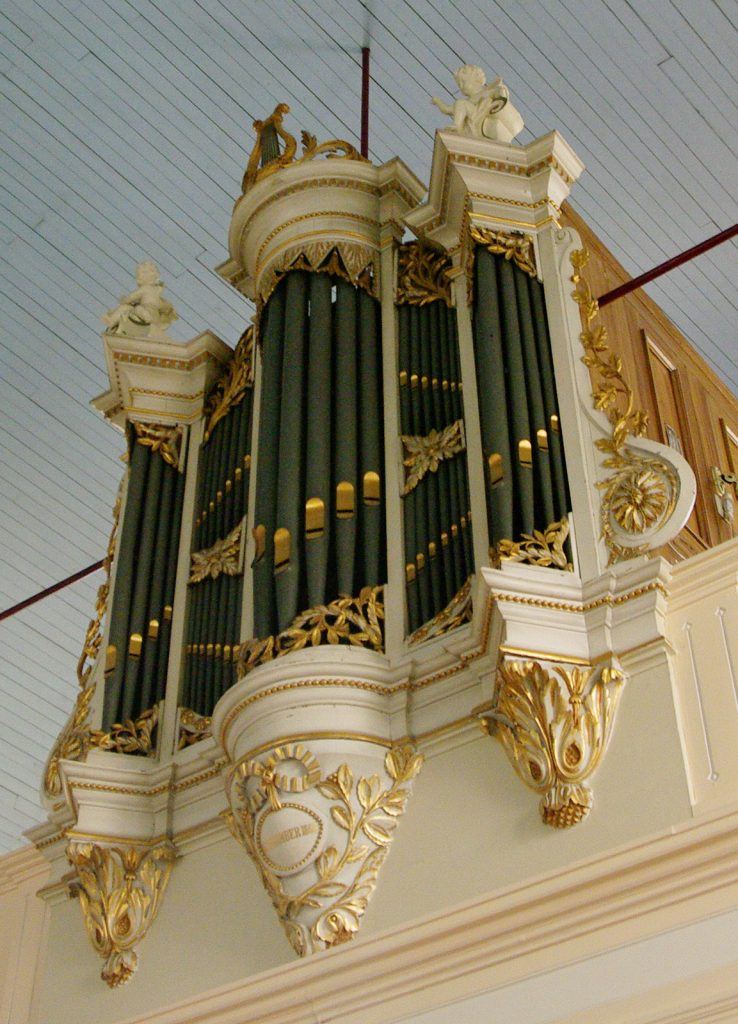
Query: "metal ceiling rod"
361 46 370 158
0 561 103 622
597 223 738 308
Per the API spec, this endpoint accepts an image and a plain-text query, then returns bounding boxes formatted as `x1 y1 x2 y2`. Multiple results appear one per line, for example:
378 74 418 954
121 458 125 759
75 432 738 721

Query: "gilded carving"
482 659 625 828
89 705 158 756
401 419 465 495
43 487 122 798
177 708 213 750
133 421 183 468
408 577 473 645
396 242 453 307
203 326 254 442
189 520 244 584
242 103 366 192
237 585 384 677
470 224 537 278
67 840 175 987
226 744 422 955
259 241 376 305
493 517 573 571
570 250 678 563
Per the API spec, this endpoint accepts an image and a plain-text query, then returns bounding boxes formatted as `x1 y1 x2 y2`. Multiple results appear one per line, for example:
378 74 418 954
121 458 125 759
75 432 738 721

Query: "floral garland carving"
470 224 537 276
89 705 158 756
67 840 175 987
570 250 678 564
237 586 384 677
493 517 573 571
43 486 122 798
189 520 244 584
396 242 453 307
259 241 376 306
408 577 473 645
242 103 367 192
483 659 625 828
226 744 423 955
203 326 254 442
133 421 182 468
401 419 465 495
177 708 213 750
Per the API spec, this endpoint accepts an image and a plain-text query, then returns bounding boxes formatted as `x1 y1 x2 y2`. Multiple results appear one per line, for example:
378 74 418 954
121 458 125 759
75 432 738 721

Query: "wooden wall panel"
561 204 738 562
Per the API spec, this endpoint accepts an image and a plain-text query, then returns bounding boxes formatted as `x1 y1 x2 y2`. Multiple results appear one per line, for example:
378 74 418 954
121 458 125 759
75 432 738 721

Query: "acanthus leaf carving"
401 419 465 495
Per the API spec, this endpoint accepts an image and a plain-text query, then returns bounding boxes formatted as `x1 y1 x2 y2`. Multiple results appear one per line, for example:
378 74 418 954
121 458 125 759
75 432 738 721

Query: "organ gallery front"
20 66 738 1024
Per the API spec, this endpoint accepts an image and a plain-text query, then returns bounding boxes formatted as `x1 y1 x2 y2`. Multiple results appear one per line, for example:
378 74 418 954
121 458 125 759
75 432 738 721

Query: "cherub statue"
433 65 524 143
102 261 177 340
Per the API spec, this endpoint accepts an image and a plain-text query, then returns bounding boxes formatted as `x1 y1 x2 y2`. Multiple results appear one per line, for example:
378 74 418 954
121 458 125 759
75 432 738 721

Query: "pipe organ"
39 68 695 984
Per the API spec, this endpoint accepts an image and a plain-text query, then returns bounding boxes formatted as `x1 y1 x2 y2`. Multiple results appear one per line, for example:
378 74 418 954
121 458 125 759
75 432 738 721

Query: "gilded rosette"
483 659 625 828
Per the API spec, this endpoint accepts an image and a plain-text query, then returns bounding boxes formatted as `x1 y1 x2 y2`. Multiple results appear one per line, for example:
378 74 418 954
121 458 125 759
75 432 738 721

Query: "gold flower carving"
237 585 384 677
408 577 473 645
484 659 625 828
203 326 254 442
133 421 182 468
401 419 465 495
43 486 122 798
493 517 573 571
189 520 244 584
570 249 678 563
67 840 175 987
177 708 213 750
89 705 158 756
396 242 453 307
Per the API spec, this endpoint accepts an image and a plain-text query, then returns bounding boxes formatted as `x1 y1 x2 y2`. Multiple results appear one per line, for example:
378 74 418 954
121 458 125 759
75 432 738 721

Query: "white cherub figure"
102 260 178 340
433 65 524 142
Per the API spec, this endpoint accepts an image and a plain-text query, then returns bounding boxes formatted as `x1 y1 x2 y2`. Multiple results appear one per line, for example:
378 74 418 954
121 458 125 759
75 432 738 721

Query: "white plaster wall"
30 644 691 1024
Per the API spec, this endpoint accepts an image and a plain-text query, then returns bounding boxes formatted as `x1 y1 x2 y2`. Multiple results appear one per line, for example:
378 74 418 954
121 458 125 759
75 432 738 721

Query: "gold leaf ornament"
203 326 254 442
396 242 453 307
570 250 678 563
486 659 625 828
133 421 182 468
493 517 573 571
189 520 244 584
226 744 422 955
89 705 158 756
401 419 465 495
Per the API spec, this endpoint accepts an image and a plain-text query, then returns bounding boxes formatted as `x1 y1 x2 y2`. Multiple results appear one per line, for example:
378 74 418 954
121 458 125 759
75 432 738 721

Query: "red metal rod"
360 46 370 159
598 223 738 308
0 560 103 623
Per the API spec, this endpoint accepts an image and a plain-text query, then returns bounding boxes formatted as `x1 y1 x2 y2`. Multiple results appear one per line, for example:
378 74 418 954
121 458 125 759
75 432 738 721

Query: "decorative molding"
408 577 473 645
492 517 573 571
89 705 159 756
570 249 679 564
482 658 625 828
225 743 422 955
237 586 384 677
133 421 183 468
203 326 254 442
189 520 244 584
396 242 453 306
258 240 376 305
43 484 122 798
401 419 465 495
177 708 213 750
241 102 367 193
66 839 175 987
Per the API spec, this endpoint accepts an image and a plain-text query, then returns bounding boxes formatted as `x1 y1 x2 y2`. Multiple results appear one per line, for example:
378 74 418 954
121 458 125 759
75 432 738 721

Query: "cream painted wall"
31 642 692 1024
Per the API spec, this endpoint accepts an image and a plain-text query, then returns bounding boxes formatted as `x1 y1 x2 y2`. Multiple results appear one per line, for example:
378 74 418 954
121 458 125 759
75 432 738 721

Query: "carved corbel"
224 742 422 956
480 658 625 828
66 839 175 987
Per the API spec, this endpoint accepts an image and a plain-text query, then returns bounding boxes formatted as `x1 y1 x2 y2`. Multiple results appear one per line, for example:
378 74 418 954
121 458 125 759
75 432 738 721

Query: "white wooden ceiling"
1 0 736 852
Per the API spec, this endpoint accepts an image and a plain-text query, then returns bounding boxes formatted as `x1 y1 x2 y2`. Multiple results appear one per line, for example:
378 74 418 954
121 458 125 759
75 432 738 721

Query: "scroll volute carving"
481 659 625 828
